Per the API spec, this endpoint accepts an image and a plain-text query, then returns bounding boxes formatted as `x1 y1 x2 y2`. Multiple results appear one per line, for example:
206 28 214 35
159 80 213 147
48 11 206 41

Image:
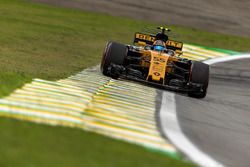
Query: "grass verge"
0 71 31 97
0 117 195 167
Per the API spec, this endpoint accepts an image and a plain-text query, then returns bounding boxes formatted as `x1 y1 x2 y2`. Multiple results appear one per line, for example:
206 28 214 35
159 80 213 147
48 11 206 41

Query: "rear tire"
188 61 209 98
101 41 127 76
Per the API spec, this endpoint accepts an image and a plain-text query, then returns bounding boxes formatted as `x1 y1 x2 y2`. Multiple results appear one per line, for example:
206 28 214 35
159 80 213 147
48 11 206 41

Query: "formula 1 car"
101 27 209 98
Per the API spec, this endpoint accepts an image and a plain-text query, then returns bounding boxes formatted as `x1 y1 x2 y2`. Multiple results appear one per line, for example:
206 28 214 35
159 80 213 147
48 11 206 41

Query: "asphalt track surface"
172 58 250 167
35 0 250 36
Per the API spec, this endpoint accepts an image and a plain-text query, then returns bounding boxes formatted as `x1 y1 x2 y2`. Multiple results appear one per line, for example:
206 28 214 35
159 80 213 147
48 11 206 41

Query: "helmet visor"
154 45 164 51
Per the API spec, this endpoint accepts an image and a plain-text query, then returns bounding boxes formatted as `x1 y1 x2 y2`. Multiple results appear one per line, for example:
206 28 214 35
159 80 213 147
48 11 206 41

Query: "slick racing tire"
188 61 209 98
101 41 127 77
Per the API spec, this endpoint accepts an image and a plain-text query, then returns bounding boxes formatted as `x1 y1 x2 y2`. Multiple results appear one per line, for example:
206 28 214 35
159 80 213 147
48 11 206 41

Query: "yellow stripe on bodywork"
147 51 168 82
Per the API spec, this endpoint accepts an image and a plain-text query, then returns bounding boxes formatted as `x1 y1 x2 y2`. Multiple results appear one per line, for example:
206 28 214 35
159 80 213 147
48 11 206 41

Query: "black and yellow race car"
101 27 209 98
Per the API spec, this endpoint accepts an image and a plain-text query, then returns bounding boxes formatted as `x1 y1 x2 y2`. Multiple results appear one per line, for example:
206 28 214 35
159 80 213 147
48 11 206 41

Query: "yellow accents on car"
147 51 169 83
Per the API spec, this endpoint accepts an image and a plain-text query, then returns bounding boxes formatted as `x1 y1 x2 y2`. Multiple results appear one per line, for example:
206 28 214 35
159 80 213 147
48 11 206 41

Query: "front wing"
107 64 203 93
118 74 202 93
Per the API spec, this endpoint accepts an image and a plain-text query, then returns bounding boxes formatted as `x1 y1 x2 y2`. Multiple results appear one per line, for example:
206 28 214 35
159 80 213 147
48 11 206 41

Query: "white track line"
160 54 250 167
203 54 250 65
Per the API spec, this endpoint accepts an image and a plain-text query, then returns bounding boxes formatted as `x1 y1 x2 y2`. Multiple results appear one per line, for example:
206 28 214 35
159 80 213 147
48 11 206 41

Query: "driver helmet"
153 40 166 51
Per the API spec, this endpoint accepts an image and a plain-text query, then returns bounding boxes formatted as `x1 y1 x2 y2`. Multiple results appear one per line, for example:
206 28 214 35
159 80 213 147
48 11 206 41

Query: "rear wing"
134 32 183 51
134 32 156 46
165 40 183 51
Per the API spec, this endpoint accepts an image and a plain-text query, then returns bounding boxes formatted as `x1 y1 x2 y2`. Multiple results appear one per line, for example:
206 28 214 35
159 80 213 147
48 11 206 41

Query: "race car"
101 27 209 98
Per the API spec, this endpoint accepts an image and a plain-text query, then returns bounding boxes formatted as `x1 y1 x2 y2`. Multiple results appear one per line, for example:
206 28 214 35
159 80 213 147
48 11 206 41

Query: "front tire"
101 41 127 77
188 61 209 98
